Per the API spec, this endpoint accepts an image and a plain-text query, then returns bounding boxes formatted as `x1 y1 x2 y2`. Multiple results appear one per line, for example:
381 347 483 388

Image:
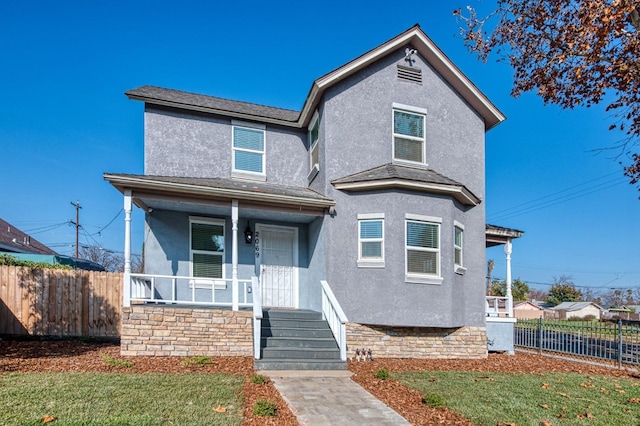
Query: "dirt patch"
2 339 638 425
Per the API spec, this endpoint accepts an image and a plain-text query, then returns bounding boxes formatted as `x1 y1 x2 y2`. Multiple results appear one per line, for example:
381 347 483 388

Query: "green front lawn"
0 373 244 426
397 371 640 426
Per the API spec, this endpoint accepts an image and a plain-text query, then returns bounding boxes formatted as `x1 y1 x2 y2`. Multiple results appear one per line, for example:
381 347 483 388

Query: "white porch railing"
320 280 348 361
252 276 262 360
486 296 514 318
128 273 253 308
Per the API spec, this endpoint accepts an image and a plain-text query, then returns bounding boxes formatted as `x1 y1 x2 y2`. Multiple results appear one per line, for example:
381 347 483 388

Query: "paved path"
262 370 410 425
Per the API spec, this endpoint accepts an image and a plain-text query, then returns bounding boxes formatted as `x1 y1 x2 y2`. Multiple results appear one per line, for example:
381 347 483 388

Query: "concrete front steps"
254 309 347 370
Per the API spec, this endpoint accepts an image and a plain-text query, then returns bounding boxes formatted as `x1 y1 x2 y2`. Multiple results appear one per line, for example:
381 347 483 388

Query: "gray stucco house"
106 25 520 368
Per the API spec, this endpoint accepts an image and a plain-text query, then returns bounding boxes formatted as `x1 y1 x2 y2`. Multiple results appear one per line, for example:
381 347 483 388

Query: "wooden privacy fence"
0 265 122 338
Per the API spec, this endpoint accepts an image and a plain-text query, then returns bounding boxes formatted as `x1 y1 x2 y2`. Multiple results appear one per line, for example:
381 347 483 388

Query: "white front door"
256 224 298 308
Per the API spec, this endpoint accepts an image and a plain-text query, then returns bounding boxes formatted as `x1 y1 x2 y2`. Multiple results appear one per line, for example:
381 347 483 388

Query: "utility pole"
70 200 82 258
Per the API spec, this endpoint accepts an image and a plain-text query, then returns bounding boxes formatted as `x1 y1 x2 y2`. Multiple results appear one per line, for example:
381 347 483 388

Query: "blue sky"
1 1 638 294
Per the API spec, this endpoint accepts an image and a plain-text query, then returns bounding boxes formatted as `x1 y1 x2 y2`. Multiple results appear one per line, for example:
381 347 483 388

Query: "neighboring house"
0 218 57 255
106 25 516 367
550 302 603 320
513 301 544 320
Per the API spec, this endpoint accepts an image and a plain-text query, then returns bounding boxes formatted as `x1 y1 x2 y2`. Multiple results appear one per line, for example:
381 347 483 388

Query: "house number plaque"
254 231 260 258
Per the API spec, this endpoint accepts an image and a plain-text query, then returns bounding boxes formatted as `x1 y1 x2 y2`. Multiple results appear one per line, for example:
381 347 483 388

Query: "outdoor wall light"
244 224 253 244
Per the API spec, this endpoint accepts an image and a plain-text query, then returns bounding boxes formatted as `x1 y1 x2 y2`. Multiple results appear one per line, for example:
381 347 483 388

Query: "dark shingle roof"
0 218 57 255
331 163 464 187
125 86 300 123
331 163 481 206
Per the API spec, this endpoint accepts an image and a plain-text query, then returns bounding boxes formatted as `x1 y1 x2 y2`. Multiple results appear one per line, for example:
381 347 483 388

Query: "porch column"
504 238 513 318
231 199 239 311
123 189 132 308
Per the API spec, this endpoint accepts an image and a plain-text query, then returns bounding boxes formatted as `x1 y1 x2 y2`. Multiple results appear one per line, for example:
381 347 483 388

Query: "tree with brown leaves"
455 1 640 191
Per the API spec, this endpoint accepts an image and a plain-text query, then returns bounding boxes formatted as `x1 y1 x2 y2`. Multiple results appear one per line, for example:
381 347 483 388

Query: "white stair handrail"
320 280 348 361
252 276 262 359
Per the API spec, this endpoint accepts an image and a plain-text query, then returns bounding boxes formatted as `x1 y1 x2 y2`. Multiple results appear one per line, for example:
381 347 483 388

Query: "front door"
256 224 298 308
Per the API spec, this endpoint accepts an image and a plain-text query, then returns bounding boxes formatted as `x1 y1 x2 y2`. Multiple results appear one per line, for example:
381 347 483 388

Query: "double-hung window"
357 213 384 268
232 121 265 178
190 218 225 287
454 221 465 274
309 111 320 180
405 214 442 284
393 104 426 164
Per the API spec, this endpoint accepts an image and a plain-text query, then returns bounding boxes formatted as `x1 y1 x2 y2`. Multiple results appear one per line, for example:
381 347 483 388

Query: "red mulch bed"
2 339 638 425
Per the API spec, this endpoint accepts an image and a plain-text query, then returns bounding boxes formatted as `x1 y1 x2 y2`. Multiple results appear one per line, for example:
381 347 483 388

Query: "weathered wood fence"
0 265 122 338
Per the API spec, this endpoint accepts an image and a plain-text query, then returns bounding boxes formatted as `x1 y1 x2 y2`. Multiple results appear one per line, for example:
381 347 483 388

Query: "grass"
102 353 134 368
0 373 244 425
181 356 215 367
396 371 640 426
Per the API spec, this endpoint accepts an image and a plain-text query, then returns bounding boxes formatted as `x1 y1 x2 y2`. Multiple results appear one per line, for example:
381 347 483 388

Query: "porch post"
123 189 132 308
231 199 239 311
504 238 513 318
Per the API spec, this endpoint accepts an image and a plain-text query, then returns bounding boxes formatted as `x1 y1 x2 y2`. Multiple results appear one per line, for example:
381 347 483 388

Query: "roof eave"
104 174 335 209
125 93 301 128
332 179 481 206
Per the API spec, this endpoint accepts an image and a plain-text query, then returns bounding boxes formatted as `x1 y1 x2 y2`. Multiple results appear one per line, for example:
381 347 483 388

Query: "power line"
70 201 82 258
488 173 627 222
87 208 123 236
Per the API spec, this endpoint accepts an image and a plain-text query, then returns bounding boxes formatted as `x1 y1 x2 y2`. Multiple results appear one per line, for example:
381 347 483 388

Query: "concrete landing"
267 371 410 425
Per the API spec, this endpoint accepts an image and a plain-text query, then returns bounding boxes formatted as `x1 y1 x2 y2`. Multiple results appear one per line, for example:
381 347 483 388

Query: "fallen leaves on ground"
3 339 639 425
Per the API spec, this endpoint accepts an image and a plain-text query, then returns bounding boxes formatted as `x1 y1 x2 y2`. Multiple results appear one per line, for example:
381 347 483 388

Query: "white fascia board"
333 179 480 206
104 175 335 209
298 27 505 129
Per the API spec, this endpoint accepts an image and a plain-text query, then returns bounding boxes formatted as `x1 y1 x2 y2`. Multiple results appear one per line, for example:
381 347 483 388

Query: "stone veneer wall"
121 306 253 356
346 323 487 359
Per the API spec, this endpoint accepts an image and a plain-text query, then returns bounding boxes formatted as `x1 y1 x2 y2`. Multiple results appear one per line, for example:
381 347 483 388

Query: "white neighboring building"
551 302 603 320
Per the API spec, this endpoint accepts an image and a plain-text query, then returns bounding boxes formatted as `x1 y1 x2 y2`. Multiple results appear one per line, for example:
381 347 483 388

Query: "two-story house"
106 25 518 369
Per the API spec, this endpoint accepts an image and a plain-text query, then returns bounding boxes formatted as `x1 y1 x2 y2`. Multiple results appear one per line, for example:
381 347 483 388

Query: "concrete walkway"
261 370 410 425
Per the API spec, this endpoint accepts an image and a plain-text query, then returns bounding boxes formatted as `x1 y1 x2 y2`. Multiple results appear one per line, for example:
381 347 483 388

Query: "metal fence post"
538 317 543 354
618 319 623 369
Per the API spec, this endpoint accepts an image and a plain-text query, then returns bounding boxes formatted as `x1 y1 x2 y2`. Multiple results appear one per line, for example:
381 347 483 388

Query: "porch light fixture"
244 224 253 244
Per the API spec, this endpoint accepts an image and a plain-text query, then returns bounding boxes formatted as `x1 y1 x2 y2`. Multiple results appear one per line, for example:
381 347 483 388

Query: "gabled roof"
551 301 603 311
0 218 57 255
104 173 335 210
126 24 505 131
331 163 481 206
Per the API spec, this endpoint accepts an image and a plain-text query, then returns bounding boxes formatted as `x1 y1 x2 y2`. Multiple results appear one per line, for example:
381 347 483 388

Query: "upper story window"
232 121 265 179
405 213 442 285
357 213 384 268
190 217 225 280
393 103 426 164
308 111 320 181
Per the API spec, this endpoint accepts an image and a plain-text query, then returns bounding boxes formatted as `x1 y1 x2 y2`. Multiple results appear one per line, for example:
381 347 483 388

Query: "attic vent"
397 65 422 84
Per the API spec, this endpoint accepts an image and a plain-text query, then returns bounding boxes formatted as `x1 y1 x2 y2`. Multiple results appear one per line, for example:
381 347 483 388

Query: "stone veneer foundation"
120 306 253 356
346 323 487 359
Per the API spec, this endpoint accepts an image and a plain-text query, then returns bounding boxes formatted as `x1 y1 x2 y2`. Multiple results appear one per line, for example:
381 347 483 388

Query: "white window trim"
405 214 443 285
454 220 466 275
231 121 266 181
308 110 320 182
189 216 226 289
357 213 385 268
392 103 427 166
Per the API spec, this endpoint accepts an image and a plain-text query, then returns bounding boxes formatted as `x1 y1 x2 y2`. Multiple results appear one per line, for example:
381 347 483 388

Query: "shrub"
181 356 213 367
102 354 134 368
422 392 447 408
250 374 267 385
0 254 73 270
374 369 390 380
253 400 277 416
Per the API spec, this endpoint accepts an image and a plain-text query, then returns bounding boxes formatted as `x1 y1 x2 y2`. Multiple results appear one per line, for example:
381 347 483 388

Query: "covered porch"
105 174 348 363
485 224 524 354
